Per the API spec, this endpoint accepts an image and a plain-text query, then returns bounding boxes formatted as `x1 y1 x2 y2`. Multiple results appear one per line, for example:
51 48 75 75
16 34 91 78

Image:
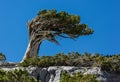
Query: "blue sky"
0 0 120 62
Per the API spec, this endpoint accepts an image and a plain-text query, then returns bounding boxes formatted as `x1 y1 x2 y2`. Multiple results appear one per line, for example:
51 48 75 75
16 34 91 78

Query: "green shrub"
0 52 6 62
18 56 40 67
19 52 120 73
60 72 101 82
0 69 37 82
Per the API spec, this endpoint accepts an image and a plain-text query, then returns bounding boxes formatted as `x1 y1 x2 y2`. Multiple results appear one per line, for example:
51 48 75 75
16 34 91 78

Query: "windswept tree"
21 9 94 62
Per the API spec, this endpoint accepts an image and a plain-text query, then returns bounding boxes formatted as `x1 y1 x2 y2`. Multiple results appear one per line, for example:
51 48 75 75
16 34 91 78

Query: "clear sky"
0 0 120 62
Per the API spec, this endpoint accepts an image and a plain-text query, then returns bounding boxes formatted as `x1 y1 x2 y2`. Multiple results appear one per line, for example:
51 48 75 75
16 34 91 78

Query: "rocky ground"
0 62 120 82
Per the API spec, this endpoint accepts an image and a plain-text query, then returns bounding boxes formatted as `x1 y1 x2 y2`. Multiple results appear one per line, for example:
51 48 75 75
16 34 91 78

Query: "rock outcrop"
0 65 120 82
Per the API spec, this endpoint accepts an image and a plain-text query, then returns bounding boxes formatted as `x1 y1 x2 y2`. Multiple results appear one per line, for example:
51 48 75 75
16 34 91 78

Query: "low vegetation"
19 52 120 73
0 52 120 82
0 69 101 82
60 72 101 82
0 69 37 82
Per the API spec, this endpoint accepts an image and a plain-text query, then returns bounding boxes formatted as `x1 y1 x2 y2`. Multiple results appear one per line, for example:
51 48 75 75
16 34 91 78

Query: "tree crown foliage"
28 9 94 44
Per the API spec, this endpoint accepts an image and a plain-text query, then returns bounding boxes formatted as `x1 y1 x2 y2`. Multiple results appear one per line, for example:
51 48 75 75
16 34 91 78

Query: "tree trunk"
21 35 43 63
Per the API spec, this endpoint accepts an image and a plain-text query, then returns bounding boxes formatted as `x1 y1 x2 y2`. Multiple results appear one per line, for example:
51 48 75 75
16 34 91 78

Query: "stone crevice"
0 66 120 82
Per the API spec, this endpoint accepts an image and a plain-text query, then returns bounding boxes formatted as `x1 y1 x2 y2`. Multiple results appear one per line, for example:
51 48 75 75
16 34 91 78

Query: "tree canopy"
21 9 94 61
28 9 94 44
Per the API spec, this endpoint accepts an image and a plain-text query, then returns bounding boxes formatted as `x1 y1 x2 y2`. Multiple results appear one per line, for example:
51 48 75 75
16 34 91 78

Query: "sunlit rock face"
0 65 120 82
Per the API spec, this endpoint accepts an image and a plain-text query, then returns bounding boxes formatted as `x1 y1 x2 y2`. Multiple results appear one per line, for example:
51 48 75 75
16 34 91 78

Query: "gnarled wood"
21 35 43 62
21 10 94 62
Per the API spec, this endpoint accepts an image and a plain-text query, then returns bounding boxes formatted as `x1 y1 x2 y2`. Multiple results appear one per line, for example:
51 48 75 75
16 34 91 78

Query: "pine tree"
21 9 94 62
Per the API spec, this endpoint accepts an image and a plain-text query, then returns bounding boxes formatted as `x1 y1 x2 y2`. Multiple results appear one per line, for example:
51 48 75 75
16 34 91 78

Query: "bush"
18 56 40 67
19 52 120 73
0 69 37 82
60 72 101 82
0 52 6 62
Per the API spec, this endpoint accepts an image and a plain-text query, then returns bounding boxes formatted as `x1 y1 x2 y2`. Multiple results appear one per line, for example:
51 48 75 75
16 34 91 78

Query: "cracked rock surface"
0 65 120 82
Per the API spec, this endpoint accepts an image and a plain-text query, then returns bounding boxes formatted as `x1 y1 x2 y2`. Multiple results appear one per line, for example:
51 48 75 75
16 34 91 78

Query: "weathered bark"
21 18 56 62
20 10 94 63
21 35 43 62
